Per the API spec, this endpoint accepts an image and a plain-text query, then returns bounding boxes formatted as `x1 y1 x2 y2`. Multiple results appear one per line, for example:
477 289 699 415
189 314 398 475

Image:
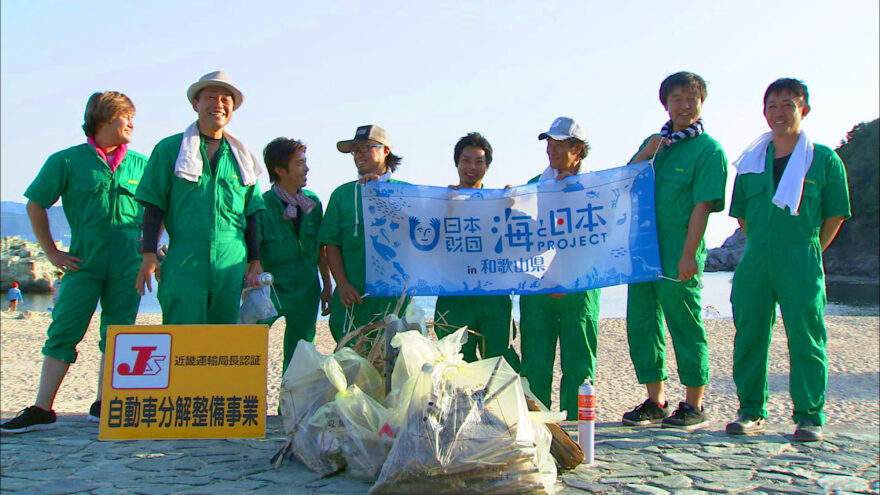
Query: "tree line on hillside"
832 119 879 254
820 119 879 277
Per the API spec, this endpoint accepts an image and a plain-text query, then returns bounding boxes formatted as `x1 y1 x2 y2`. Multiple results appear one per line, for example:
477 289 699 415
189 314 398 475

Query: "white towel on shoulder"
174 121 264 186
732 131 814 216
538 162 586 181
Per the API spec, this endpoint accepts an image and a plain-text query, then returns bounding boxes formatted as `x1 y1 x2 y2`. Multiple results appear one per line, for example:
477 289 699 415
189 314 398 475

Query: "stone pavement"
560 423 879 495
1 415 877 494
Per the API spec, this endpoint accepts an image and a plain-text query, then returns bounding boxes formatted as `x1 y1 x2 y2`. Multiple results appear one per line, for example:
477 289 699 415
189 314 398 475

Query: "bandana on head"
660 118 704 146
272 184 316 219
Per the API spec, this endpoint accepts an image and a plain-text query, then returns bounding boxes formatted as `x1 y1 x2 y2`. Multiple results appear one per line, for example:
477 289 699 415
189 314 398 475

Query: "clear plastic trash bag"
369 356 559 494
278 341 385 474
291 356 391 478
385 327 467 414
279 341 383 435
291 401 346 476
332 382 395 480
238 285 277 324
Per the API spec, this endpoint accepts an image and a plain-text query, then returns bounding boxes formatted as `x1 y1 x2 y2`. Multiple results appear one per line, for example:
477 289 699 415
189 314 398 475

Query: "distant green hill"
823 119 879 277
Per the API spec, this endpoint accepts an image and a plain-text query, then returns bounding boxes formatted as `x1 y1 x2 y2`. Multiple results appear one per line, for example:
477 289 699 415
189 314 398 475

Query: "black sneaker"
622 398 671 426
661 402 709 431
0 406 58 434
725 414 765 435
794 419 823 442
88 401 101 423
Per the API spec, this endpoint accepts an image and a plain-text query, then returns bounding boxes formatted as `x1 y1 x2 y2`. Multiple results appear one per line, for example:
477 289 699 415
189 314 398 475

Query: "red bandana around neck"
87 137 128 172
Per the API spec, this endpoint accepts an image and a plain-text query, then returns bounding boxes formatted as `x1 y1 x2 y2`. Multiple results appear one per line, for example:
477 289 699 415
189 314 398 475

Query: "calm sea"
16 272 878 318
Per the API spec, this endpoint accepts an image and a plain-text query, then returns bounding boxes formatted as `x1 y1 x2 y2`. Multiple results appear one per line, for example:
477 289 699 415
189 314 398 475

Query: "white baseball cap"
538 116 586 142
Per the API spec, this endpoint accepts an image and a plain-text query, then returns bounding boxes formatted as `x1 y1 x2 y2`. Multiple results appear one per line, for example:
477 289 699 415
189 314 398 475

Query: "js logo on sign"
112 333 171 389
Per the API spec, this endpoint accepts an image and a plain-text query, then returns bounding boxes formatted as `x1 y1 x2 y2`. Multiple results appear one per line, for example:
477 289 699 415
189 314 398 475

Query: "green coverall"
135 134 264 324
434 295 521 371
519 174 600 420
520 291 600 420
25 144 147 363
257 189 324 374
626 133 727 388
318 180 407 342
730 143 850 426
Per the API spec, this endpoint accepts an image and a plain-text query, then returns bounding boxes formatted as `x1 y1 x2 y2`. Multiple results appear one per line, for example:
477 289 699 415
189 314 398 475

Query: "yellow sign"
99 325 268 440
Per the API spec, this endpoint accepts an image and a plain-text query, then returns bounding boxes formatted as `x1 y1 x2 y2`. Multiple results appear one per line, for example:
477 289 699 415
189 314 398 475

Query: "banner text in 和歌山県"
361 161 661 296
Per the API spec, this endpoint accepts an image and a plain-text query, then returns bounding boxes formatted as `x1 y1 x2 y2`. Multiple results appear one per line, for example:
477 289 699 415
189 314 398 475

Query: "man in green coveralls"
622 72 727 431
318 125 407 343
725 78 849 442
520 117 600 420
1 92 147 433
258 137 332 374
135 71 265 323
433 132 520 370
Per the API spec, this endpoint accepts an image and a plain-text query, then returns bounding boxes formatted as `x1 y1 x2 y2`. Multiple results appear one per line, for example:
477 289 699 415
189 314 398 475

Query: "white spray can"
578 378 595 464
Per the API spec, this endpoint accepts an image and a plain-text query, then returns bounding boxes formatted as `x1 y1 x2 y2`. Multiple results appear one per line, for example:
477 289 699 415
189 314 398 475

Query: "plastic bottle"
257 272 274 286
244 272 274 289
578 378 595 464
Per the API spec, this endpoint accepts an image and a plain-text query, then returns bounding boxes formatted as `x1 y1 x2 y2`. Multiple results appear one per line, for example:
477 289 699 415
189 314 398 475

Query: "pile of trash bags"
276 315 563 494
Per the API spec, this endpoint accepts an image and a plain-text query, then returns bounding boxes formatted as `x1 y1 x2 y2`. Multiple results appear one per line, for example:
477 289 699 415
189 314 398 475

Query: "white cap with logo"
538 116 586 142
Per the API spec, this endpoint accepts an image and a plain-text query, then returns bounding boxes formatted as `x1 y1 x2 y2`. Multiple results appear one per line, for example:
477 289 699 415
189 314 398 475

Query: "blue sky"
2 0 877 248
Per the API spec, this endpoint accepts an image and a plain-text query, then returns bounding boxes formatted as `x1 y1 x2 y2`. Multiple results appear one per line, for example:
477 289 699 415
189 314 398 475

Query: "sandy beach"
1 312 877 426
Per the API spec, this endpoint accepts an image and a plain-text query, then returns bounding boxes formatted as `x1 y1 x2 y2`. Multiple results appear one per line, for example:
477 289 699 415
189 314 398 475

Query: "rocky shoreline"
705 228 879 280
0 236 60 292
704 229 746 273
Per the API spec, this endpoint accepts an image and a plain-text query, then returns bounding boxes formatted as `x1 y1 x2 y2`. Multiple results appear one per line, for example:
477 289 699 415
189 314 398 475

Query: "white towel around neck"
538 161 586 181
174 121 264 186
733 131 814 216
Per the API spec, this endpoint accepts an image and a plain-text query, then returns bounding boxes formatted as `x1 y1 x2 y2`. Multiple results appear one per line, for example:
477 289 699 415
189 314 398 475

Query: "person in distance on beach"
135 71 265 323
622 72 727 431
257 137 331 375
52 271 63 306
433 132 521 371
317 125 407 343
519 116 600 421
6 281 23 312
726 78 850 442
1 91 147 433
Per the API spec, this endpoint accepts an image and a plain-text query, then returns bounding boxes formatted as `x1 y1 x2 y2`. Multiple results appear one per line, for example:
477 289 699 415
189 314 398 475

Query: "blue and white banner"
362 161 661 296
